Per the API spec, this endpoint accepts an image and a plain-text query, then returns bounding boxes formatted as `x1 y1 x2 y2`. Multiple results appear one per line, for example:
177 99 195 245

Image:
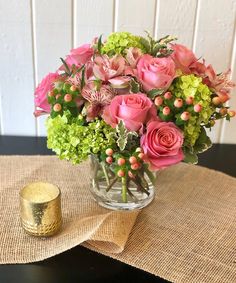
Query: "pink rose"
137 54 176 91
103 93 156 132
141 121 184 170
60 44 94 70
34 72 60 116
93 54 125 81
171 43 197 74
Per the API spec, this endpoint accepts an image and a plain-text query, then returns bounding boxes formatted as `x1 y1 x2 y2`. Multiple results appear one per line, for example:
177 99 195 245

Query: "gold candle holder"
20 182 62 237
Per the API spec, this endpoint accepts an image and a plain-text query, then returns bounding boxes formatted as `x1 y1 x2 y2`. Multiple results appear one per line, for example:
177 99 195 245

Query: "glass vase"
89 155 155 210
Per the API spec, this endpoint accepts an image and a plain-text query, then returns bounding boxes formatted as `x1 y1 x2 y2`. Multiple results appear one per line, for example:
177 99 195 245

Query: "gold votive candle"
20 182 62 237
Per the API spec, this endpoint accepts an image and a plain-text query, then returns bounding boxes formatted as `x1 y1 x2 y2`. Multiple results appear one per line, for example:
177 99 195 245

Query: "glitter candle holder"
20 182 62 237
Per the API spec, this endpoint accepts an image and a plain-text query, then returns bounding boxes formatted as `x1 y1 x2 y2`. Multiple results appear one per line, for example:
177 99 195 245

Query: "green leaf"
80 67 85 89
147 89 165 99
60 57 71 76
193 127 212 154
130 79 140 93
139 37 151 53
116 120 128 151
97 34 103 54
183 147 198 164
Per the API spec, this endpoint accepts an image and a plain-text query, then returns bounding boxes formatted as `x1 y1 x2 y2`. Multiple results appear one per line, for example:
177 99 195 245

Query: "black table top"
0 136 235 283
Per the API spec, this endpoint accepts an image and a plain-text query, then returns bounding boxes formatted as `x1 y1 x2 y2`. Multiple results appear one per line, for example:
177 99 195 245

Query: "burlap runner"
0 156 235 283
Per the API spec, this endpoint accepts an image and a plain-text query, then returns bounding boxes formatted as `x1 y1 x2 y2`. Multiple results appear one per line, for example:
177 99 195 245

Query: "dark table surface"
0 136 235 283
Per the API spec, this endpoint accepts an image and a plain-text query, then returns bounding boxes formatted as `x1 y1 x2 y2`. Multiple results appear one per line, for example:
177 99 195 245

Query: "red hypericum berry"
131 163 140 170
194 104 202 113
105 148 113 156
117 169 125 177
164 91 172 99
129 156 137 164
55 94 61 100
53 103 62 112
186 96 194 105
128 171 135 178
117 158 126 166
138 152 145 160
106 156 113 164
174 98 183 108
228 110 236 117
163 106 170 116
154 96 163 106
212 97 221 105
64 93 72 102
219 108 227 116
70 85 77 92
48 90 54 97
180 111 190 121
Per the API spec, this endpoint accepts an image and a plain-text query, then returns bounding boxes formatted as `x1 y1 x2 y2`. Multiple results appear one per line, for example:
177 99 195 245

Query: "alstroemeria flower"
93 54 125 81
82 81 115 121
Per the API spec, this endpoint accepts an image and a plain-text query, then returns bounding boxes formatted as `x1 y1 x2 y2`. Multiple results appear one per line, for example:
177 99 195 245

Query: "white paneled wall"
0 0 236 143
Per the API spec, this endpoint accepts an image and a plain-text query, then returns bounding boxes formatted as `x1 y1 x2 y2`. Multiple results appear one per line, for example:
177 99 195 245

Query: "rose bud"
228 110 236 117
194 104 202 113
53 103 62 112
117 169 125 177
219 108 227 116
174 98 183 108
106 156 113 164
117 158 126 166
55 94 61 100
105 148 113 156
164 92 172 100
212 97 221 106
131 163 140 170
64 94 72 102
154 96 163 106
180 111 190 121
70 85 77 92
163 106 171 116
129 156 137 164
186 96 194 105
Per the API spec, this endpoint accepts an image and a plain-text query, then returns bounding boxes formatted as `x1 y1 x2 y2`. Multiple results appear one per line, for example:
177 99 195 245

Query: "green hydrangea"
46 112 116 164
102 32 145 55
170 75 214 146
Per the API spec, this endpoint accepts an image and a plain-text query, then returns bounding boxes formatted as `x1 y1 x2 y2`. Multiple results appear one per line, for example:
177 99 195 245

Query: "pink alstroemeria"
82 81 115 121
203 65 235 103
93 54 125 81
66 61 94 88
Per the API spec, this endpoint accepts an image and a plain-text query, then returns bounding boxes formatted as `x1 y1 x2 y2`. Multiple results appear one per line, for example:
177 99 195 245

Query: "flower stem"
143 166 156 186
102 163 110 186
106 176 118 192
121 174 128 203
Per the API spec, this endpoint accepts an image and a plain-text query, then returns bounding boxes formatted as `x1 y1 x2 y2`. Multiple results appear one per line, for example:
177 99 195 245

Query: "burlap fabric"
0 156 235 283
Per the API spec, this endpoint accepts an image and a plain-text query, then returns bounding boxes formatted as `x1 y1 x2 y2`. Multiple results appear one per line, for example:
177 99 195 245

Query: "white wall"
0 0 235 143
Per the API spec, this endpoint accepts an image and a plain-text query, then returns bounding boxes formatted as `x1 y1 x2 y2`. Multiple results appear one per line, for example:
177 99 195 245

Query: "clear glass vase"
89 155 155 210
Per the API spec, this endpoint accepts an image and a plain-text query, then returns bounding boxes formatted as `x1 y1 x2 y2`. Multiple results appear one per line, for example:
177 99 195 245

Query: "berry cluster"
104 147 145 178
47 83 80 117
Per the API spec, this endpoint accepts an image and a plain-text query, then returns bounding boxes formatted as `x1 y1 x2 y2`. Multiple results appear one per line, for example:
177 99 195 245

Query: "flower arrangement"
34 32 235 208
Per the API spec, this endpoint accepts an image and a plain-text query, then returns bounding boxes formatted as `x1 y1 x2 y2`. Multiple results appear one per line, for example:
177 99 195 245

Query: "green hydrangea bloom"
170 75 214 146
46 112 116 164
102 32 145 55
